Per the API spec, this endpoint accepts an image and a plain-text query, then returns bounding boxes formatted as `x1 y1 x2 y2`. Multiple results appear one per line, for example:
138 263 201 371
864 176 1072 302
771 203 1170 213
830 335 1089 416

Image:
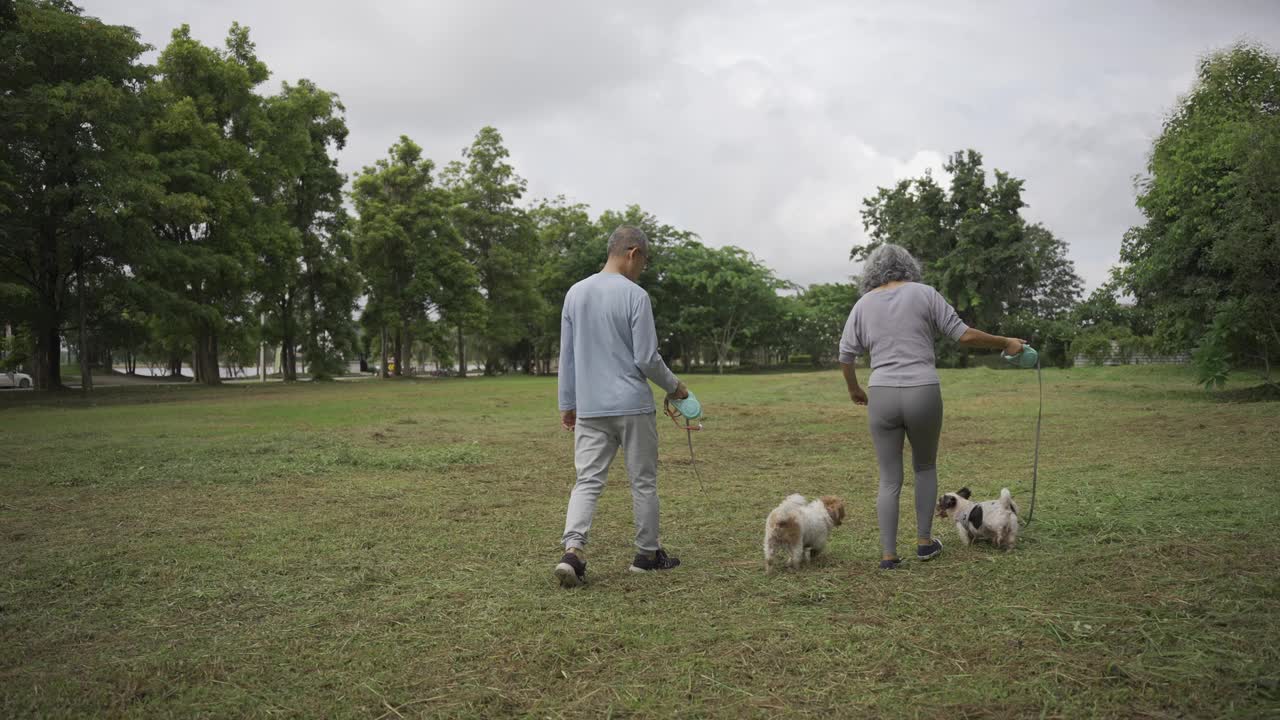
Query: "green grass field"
2 366 1277 718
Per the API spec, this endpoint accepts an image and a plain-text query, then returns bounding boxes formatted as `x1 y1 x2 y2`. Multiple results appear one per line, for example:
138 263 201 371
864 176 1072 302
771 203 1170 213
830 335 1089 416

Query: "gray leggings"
867 384 943 557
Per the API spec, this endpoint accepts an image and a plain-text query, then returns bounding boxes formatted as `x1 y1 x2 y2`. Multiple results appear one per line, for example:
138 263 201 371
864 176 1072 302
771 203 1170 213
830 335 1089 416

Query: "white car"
0 371 32 389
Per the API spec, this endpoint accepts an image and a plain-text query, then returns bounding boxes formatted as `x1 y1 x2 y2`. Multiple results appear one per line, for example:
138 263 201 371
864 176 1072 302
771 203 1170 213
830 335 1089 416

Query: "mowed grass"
1 366 1277 719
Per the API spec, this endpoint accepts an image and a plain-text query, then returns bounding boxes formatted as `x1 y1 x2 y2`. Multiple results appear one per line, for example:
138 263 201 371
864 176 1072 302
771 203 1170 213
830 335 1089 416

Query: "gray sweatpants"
562 412 660 553
867 384 943 557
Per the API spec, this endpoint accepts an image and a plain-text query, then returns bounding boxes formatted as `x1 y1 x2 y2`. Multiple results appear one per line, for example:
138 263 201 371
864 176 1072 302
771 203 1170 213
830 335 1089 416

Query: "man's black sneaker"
879 558 901 570
628 548 680 572
916 539 943 561
554 552 587 588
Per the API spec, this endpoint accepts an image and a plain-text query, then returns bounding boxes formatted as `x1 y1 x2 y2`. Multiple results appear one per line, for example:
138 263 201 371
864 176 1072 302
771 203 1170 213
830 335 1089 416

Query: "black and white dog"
936 487 1020 550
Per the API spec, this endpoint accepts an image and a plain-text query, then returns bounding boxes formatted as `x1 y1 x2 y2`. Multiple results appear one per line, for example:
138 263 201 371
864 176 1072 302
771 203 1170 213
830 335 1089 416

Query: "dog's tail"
764 515 802 572
999 487 1019 515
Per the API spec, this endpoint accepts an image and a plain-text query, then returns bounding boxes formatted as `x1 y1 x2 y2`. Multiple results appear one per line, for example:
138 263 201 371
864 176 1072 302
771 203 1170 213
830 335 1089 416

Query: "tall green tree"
1020 223 1083 320
256 79 356 380
138 23 270 385
0 0 155 389
593 205 698 366
352 136 479 377
530 197 599 374
444 127 540 375
1002 223 1085 367
1121 42 1280 387
792 282 860 365
858 151 1034 342
662 242 784 373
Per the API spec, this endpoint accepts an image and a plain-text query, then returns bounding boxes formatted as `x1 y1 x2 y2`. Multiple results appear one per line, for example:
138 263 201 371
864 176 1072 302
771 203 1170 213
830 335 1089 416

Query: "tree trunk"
34 319 61 390
76 256 92 394
457 325 466 378
393 325 404 377
193 328 222 385
379 325 389 379
281 297 297 382
403 325 414 376
308 283 320 377
283 340 297 381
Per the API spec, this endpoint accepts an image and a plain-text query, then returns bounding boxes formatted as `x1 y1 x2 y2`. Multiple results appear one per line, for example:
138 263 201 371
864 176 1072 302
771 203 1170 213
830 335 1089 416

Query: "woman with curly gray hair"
838 244 1025 570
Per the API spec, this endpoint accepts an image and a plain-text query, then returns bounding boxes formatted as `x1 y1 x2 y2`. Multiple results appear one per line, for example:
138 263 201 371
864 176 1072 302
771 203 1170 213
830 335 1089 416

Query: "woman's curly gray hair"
859 243 923 293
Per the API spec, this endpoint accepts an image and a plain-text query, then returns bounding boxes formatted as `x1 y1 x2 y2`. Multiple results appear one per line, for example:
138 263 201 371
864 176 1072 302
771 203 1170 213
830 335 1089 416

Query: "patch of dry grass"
1 366 1277 718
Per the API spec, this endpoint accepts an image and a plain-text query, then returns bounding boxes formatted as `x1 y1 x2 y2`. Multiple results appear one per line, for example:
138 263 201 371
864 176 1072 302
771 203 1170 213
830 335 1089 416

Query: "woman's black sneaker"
916 539 943 561
879 558 901 570
629 548 680 572
554 552 587 588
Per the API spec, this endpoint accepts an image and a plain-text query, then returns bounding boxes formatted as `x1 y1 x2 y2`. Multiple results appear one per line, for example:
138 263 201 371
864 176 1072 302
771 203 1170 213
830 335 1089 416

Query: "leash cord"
1024 357 1042 526
685 426 704 491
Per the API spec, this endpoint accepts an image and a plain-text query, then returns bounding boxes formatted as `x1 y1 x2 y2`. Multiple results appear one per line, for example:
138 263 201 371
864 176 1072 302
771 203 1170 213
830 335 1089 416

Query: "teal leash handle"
668 391 702 423
1001 344 1039 369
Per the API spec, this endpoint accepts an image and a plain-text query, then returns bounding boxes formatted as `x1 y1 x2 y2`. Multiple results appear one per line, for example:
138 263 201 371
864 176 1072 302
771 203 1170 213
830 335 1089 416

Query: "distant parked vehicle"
0 371 32 389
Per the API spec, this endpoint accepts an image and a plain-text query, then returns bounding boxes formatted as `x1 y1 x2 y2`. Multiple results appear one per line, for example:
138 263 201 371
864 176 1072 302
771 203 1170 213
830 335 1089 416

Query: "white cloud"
87 0 1280 294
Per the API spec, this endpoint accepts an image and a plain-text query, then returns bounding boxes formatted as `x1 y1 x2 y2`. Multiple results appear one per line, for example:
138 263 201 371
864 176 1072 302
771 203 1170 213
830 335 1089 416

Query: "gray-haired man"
553 225 690 588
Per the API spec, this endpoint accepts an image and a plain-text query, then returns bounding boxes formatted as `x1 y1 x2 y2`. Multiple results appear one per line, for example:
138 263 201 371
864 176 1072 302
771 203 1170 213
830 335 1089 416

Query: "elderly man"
553 225 690 588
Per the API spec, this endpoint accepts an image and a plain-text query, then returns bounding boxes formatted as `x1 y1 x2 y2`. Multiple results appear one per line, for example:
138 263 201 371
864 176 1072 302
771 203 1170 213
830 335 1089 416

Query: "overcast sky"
88 1 1280 292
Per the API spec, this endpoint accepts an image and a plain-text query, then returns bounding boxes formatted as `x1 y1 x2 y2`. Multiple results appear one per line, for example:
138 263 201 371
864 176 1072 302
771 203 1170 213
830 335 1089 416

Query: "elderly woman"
839 244 1024 570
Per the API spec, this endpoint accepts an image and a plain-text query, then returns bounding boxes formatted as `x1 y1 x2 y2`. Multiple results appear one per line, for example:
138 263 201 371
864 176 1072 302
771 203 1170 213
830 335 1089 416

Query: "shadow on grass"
1212 383 1280 403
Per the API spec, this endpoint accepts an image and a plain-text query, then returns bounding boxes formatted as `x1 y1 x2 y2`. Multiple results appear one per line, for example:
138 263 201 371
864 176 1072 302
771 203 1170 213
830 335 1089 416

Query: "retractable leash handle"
666 391 703 430
1001 345 1042 526
664 391 705 491
1001 344 1039 369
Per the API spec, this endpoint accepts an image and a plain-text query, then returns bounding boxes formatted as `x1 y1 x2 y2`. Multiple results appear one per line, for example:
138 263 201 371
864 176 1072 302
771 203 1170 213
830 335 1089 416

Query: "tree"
662 242 784 373
256 79 356 380
859 152 1033 337
593 205 698 367
1019 223 1083 320
0 0 155 390
1002 223 1085 366
792 283 860 365
444 127 540 375
530 197 600 374
352 136 479 378
137 23 271 385
857 150 1086 366
1120 42 1280 388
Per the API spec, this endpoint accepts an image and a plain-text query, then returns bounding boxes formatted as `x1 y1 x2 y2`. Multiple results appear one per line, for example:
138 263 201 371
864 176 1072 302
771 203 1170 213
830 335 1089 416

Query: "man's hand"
561 409 576 431
668 381 689 400
850 386 868 406
1003 337 1026 357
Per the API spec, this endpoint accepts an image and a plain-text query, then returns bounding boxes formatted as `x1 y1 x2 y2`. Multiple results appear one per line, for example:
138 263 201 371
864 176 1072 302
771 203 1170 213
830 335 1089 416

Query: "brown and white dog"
763 494 846 572
936 487 1020 550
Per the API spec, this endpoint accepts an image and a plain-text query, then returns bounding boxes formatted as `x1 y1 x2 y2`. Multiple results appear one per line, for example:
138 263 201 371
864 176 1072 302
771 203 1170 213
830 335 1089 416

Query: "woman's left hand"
850 386 868 406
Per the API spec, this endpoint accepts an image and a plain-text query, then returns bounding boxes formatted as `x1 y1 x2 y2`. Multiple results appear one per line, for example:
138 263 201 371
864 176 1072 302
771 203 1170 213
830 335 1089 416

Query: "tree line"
2 2 1276 392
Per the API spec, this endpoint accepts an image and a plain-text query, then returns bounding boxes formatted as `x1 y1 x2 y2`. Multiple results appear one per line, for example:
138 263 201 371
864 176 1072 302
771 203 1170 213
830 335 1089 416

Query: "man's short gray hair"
607 225 649 258
860 243 923 293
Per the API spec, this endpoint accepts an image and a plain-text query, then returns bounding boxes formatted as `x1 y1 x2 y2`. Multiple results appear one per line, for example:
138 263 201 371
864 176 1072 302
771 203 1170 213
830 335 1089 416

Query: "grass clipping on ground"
1 366 1277 719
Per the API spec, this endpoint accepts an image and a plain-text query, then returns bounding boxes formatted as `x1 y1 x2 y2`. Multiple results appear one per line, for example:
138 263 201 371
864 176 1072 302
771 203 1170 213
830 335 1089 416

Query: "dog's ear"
820 495 845 526
957 487 972 499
